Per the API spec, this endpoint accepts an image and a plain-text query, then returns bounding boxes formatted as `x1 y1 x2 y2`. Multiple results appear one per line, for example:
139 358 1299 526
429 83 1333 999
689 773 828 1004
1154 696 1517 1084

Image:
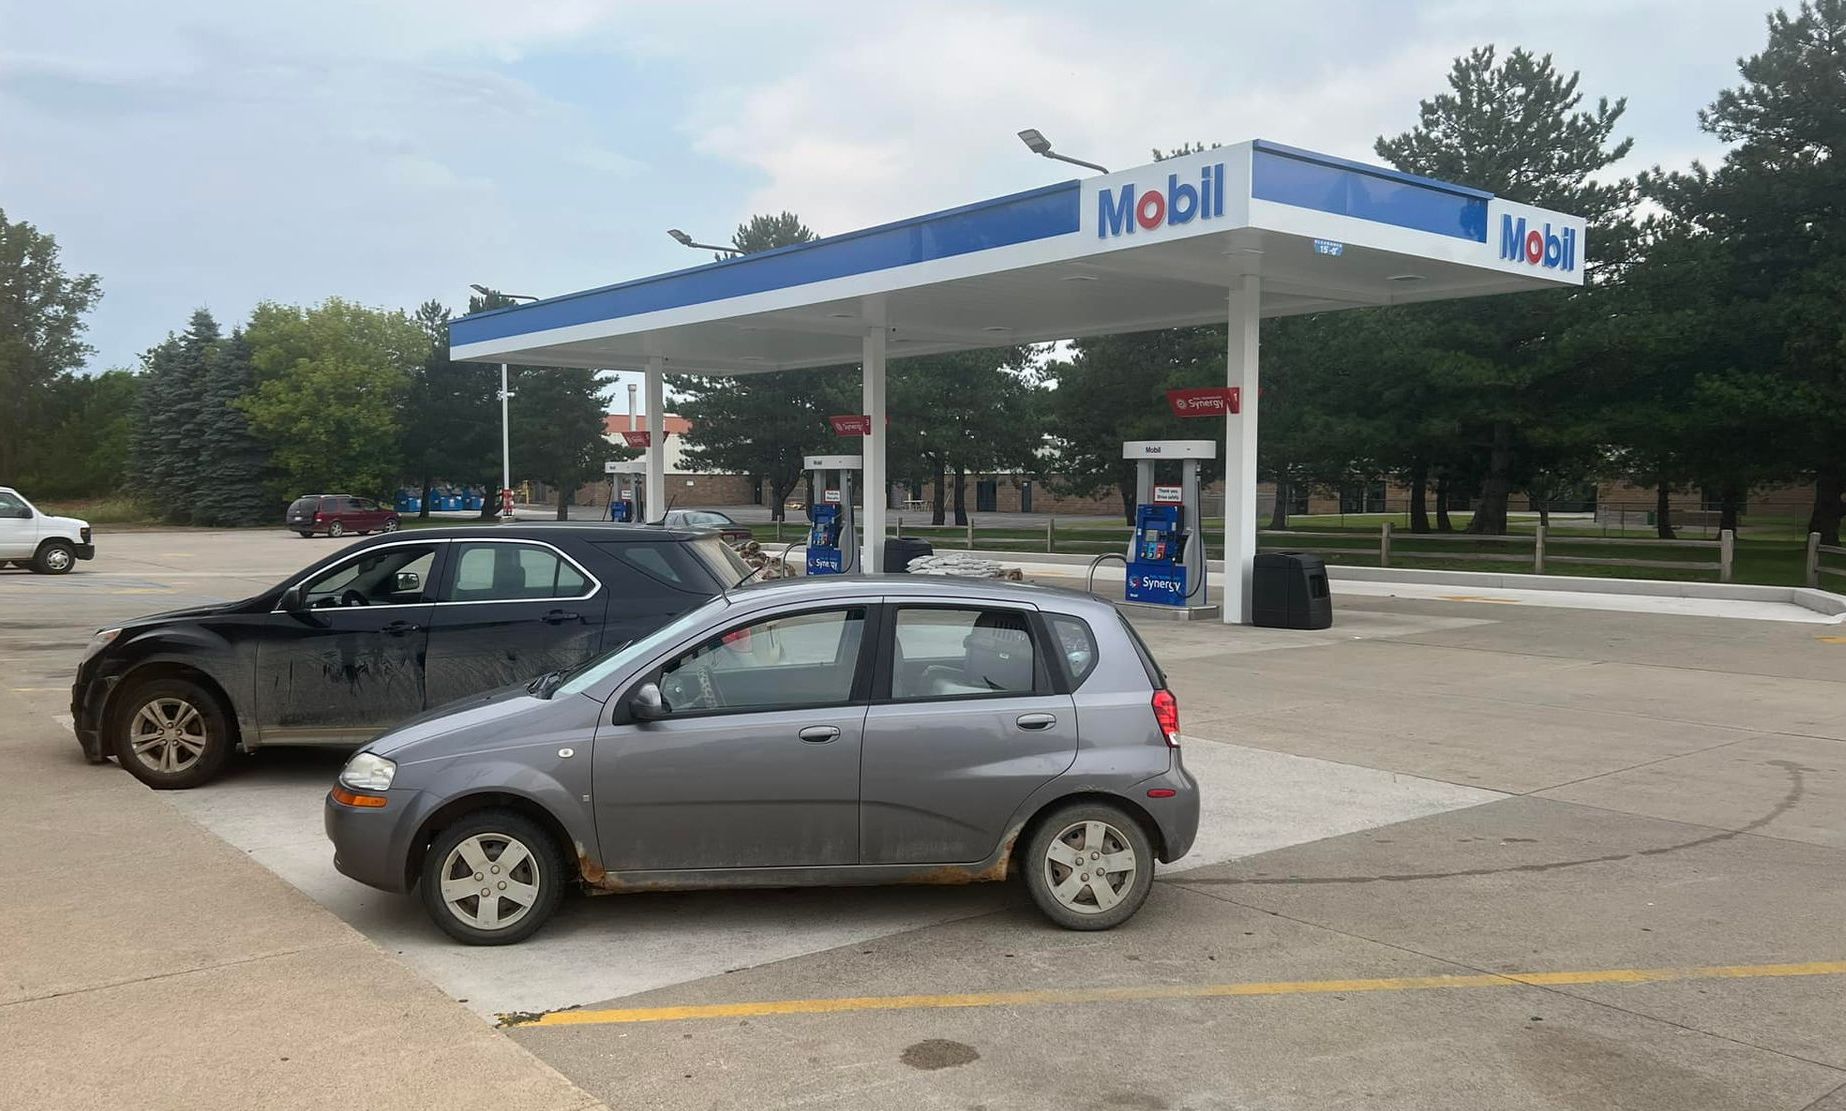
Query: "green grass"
34 496 169 528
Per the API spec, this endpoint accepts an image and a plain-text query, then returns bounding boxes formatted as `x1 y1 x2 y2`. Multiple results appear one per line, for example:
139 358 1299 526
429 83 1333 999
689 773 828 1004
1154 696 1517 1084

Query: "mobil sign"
1487 199 1586 283
1087 148 1236 242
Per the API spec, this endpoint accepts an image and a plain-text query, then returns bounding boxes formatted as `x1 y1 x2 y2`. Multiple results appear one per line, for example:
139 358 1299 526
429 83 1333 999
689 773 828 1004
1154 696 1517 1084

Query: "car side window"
0 491 29 517
1045 614 1099 688
595 540 712 591
656 607 865 716
445 542 590 602
300 544 439 608
890 607 1037 701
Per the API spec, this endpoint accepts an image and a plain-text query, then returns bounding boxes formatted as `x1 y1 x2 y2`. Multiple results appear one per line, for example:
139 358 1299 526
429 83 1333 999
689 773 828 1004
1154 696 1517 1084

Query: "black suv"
72 525 753 789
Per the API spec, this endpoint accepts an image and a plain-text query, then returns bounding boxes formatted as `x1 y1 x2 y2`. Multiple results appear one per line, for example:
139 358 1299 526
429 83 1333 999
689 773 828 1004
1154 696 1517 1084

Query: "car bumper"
325 788 425 893
74 543 96 561
71 666 117 762
1134 752 1201 863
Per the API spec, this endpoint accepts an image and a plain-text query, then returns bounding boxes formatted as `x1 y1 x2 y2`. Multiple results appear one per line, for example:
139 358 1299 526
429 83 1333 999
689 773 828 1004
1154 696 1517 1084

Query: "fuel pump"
802 454 861 575
605 460 646 523
1121 440 1217 618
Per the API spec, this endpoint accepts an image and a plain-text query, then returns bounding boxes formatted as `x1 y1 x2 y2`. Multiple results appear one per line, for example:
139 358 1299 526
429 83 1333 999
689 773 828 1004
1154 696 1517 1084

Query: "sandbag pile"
905 553 1024 581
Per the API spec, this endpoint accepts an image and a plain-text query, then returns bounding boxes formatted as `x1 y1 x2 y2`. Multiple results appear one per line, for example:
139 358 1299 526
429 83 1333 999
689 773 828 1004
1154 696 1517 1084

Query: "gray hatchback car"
324 576 1199 944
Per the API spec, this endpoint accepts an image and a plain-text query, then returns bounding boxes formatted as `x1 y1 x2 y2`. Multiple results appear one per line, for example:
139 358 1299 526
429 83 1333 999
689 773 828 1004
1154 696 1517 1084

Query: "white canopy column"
1224 277 1261 624
644 356 666 522
860 328 887 575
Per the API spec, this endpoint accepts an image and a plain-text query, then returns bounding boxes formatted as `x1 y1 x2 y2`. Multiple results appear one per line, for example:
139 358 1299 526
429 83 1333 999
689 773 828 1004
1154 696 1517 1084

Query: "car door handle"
798 726 841 744
382 620 420 636
1016 713 1057 731
541 609 583 625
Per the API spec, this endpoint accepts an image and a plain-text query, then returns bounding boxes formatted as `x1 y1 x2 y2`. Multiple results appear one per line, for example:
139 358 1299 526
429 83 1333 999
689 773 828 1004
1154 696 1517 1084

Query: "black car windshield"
554 594 731 698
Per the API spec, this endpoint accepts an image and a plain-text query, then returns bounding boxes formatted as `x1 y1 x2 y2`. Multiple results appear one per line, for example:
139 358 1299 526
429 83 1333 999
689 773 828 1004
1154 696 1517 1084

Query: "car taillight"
1151 688 1180 747
314 512 325 522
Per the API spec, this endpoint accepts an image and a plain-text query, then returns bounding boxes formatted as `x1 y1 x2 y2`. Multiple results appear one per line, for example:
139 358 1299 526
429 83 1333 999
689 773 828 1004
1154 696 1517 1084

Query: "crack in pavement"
1168 760 1816 888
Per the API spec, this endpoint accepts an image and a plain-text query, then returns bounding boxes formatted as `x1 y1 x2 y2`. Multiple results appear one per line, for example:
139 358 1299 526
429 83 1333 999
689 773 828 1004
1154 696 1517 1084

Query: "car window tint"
891 607 1035 701
287 497 316 515
657 608 865 715
447 542 586 601
0 491 28 514
1045 614 1099 688
594 540 717 591
301 544 438 608
690 512 726 526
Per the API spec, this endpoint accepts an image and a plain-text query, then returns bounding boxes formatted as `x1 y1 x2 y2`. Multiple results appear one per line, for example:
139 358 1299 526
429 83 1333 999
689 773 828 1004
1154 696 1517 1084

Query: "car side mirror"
629 681 667 722
395 570 421 593
280 585 306 611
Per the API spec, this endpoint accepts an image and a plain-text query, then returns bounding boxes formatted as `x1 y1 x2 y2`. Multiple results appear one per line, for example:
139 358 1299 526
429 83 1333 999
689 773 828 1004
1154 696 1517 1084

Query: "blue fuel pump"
1119 440 1217 617
802 454 860 576
806 503 845 574
1126 503 1190 604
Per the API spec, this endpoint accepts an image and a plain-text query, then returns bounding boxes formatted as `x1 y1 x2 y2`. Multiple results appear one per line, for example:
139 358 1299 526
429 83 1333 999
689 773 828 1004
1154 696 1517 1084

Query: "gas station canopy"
450 140 1582 373
450 139 1585 623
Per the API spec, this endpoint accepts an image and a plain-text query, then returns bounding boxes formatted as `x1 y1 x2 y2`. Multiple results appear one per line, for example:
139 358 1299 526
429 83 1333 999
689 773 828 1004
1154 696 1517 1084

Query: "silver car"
324 576 1199 944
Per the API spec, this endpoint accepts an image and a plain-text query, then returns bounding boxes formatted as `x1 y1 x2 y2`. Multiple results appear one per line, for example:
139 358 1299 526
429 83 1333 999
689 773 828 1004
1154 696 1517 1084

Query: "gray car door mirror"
395 570 421 594
629 681 667 722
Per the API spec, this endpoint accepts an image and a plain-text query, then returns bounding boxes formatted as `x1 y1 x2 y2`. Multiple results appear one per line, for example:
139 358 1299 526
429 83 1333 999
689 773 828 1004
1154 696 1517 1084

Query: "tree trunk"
1465 422 1512 535
1654 473 1676 540
1807 471 1843 546
419 477 432 520
1537 501 1550 528
1408 460 1430 533
555 484 571 521
931 458 946 526
1435 472 1455 532
768 475 791 522
1718 484 1743 536
1269 475 1289 530
952 466 968 527
477 476 498 520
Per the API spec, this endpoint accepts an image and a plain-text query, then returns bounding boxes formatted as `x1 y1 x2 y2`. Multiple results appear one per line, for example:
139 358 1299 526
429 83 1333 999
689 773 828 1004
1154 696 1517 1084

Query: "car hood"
365 682 552 759
119 600 246 628
44 514 90 532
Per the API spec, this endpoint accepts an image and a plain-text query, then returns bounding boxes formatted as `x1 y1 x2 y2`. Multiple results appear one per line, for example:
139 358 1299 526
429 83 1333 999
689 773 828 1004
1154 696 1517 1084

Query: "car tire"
382 519 400 533
327 521 345 538
110 676 234 790
420 809 566 945
297 530 314 538
1022 801 1156 931
32 539 77 575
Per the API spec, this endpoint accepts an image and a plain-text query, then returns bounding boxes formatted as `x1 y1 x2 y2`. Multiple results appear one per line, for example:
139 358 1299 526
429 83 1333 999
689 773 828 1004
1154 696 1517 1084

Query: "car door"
422 539 608 709
254 539 445 744
0 490 37 560
858 603 1078 865
592 604 875 872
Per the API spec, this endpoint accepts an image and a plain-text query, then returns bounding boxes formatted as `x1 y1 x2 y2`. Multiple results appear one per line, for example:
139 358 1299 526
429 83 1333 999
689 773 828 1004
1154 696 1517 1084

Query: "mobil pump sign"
1097 163 1228 239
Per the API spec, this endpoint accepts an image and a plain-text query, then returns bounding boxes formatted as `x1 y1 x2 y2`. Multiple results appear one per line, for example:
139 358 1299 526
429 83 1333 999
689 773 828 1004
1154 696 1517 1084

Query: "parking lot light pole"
469 285 538 518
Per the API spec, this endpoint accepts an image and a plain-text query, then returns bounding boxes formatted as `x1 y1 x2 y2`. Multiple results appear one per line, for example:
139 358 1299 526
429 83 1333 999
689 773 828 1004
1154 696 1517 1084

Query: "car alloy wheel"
1043 819 1137 915
327 521 345 537
438 833 542 931
382 518 399 532
128 696 208 775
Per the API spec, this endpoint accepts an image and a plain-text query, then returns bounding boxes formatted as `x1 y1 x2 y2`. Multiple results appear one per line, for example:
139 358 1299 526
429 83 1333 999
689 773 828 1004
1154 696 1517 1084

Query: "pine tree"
131 335 182 504
192 328 273 524
159 309 221 519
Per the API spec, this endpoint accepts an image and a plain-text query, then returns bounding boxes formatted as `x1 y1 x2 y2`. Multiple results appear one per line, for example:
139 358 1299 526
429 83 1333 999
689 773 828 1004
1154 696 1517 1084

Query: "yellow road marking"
1817 635 1846 645
1437 594 1523 605
506 959 1846 1029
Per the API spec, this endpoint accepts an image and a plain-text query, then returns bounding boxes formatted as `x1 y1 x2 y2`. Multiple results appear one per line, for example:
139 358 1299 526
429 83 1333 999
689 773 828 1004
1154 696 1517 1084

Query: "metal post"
1720 528 1734 583
861 329 887 576
1380 521 1392 569
1223 276 1261 624
966 519 974 549
1048 515 1056 553
1534 523 1547 574
498 363 512 516
644 357 665 523
1808 532 1822 588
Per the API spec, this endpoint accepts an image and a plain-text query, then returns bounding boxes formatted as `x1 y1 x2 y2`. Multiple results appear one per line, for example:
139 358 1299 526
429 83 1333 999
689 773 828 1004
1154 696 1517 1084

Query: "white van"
0 487 95 574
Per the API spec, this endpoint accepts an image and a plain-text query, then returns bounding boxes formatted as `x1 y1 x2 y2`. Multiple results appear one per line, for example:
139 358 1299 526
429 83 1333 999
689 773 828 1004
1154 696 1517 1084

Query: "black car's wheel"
1022 801 1155 931
32 540 77 575
420 809 565 945
327 521 345 538
110 677 234 790
297 530 314 538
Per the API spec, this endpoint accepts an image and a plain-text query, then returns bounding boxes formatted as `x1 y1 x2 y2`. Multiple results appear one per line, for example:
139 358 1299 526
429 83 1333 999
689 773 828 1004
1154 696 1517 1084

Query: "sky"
0 0 1778 389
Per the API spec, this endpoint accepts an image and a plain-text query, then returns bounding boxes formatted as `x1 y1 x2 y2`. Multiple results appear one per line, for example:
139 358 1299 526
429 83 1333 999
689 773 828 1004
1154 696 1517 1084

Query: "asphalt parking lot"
5 528 1845 1110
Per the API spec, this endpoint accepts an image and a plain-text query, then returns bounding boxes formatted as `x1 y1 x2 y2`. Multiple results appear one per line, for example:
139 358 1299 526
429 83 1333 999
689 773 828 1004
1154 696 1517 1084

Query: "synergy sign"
1098 163 1228 238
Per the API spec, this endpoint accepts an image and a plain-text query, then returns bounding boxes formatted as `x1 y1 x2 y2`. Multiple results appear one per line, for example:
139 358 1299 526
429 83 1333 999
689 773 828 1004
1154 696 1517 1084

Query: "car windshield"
554 594 731 698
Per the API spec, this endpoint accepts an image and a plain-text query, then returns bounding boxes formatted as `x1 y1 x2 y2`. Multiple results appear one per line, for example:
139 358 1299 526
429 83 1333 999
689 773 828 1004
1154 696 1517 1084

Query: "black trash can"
1252 551 1333 629
883 536 935 573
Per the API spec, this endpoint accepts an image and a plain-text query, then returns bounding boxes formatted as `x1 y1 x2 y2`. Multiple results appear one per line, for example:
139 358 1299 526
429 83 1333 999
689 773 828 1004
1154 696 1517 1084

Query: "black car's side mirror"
629 681 667 722
279 585 306 611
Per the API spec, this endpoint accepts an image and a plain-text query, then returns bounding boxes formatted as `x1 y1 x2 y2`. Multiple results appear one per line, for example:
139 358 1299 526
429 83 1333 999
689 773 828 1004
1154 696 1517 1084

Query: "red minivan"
285 494 401 538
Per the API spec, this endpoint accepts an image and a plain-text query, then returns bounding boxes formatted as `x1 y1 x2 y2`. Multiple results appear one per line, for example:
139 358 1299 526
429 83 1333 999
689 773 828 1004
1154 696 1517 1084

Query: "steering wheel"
663 663 722 711
340 588 370 608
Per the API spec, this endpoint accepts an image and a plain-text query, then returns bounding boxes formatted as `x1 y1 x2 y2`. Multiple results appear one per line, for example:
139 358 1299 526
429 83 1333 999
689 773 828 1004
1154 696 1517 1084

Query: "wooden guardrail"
1260 524 1736 582
1809 532 1846 589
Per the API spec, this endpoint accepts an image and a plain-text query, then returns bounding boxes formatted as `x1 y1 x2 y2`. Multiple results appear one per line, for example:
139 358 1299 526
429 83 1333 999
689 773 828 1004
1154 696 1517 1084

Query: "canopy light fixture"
1016 128 1109 175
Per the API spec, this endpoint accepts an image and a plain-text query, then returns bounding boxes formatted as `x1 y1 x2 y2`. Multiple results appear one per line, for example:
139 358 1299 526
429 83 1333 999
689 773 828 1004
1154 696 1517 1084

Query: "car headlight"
81 628 121 662
339 752 397 792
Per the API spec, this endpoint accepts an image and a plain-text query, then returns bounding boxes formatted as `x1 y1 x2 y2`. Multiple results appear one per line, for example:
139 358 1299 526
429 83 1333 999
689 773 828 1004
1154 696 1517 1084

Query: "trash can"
883 537 935 573
1252 552 1333 629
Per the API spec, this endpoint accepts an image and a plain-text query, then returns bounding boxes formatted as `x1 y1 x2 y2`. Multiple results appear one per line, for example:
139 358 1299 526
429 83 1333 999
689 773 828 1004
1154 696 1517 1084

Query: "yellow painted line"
505 959 1846 1029
1817 635 1846 645
1437 594 1523 605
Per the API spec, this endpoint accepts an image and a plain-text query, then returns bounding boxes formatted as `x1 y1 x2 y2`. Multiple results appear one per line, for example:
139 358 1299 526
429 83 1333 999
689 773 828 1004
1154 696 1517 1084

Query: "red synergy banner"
620 430 652 448
1166 387 1240 418
829 414 873 436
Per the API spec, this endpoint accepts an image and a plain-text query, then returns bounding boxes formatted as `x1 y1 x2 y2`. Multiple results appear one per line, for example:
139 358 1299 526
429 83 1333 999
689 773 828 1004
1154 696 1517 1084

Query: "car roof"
729 573 1116 615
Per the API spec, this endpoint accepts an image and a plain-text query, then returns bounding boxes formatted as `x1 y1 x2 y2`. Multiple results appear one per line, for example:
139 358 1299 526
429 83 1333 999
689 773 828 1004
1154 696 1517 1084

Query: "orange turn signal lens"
331 786 389 809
